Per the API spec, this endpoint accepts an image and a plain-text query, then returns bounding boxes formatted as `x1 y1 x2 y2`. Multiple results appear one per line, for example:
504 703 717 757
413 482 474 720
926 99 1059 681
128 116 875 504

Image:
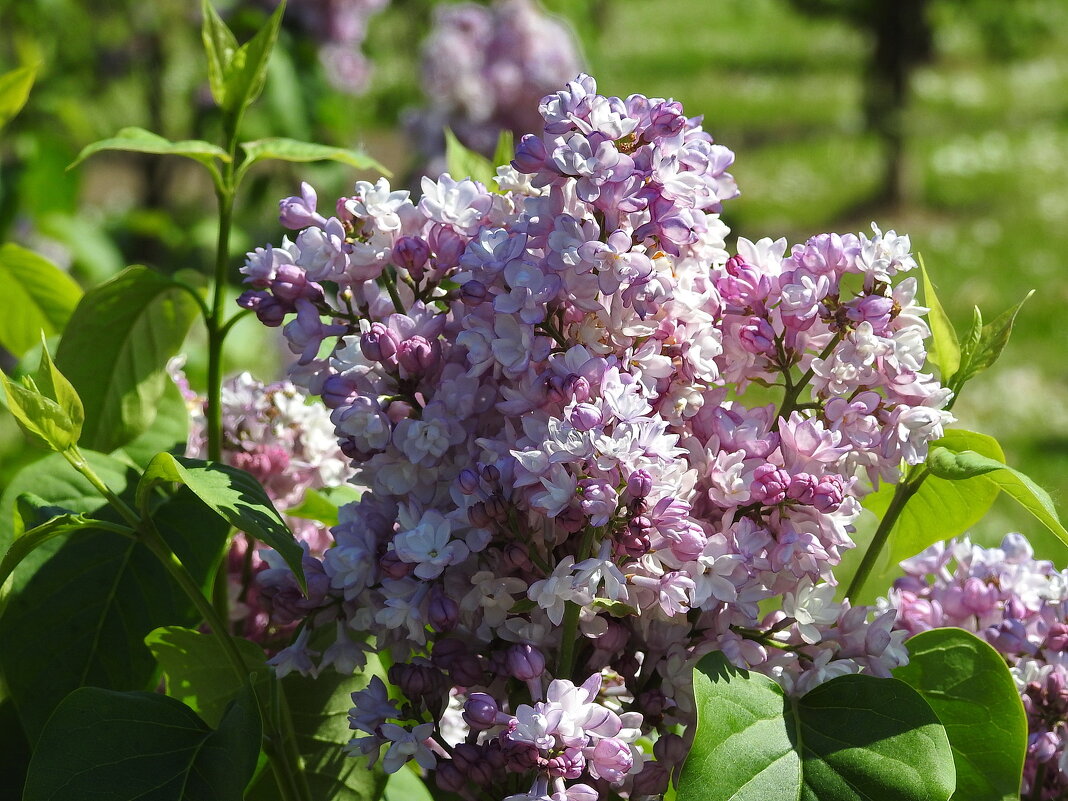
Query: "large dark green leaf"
246 657 387 801
0 510 109 587
0 453 229 742
0 243 82 358
55 265 199 453
146 626 268 728
23 686 261 801
895 628 1026 801
677 651 955 801
138 453 305 589
116 377 190 468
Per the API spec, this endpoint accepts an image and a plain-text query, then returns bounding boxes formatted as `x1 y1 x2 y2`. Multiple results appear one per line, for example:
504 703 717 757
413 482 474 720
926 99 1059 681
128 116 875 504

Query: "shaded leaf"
138 453 305 589
444 128 495 186
115 377 190 468
69 126 230 170
0 243 82 358
677 651 955 801
55 265 199 453
0 452 229 741
895 628 1027 801
246 656 387 801
146 626 268 727
23 686 260 801
0 510 109 588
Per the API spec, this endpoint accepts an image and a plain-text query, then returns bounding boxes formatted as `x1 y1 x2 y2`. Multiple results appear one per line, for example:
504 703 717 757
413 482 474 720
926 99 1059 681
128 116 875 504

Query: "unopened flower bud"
512 134 548 173
321 374 357 409
429 224 466 272
361 323 399 365
460 280 488 305
428 587 459 632
569 403 602 431
453 743 495 784
379 550 413 579
627 469 653 499
463 693 500 730
397 336 440 376
506 644 545 681
457 468 480 494
434 762 466 793
392 236 430 280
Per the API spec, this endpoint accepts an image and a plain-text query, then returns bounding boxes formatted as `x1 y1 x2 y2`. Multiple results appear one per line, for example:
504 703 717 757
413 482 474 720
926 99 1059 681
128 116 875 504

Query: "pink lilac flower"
239 74 958 799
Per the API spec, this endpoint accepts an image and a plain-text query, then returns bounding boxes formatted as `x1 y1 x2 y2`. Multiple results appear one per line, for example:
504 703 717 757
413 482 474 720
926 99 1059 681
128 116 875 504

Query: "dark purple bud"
481 464 501 486
428 587 459 632
501 543 532 572
321 374 357 409
468 502 492 528
506 644 545 681
379 550 413 579
392 236 430 280
462 692 499 730
811 474 845 512
429 224 466 272
238 290 289 327
360 322 399 365
627 469 653 499
460 280 488 305
630 763 669 797
569 403 602 432
502 741 540 773
637 688 669 719
434 762 466 794
457 468 480 494
484 495 508 520
453 744 495 785
388 662 445 705
432 638 484 686
512 134 547 173
397 336 440 376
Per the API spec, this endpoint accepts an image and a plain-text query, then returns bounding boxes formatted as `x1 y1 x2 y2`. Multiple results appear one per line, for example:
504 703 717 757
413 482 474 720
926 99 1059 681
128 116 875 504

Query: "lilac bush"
238 73 960 798
891 533 1068 800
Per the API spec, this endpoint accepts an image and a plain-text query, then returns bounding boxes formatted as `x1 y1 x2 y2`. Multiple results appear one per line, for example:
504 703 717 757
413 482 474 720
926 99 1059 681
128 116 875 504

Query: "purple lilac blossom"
239 74 957 799
890 533 1068 800
406 0 584 170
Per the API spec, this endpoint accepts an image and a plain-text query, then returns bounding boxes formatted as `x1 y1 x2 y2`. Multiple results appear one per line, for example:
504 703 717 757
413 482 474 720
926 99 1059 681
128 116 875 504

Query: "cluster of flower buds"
175 366 353 643
406 0 583 169
240 73 954 799
891 533 1068 800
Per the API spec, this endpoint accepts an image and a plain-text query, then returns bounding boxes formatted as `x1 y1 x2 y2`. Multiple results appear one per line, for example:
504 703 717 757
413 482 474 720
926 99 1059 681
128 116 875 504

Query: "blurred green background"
2 0 1066 563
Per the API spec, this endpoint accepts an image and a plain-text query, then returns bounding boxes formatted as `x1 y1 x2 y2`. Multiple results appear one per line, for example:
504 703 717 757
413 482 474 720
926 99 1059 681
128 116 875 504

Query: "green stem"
555 526 600 680
844 466 929 601
205 186 234 464
774 331 843 426
63 446 141 530
381 267 405 314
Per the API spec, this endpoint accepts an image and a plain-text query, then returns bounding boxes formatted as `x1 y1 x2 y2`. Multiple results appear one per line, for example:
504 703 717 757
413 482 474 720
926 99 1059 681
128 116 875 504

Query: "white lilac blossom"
239 74 956 799
891 533 1068 800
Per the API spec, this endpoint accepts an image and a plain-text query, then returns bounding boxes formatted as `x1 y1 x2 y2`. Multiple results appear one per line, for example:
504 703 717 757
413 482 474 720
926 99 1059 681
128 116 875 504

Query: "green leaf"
384 764 434 801
919 255 959 380
895 628 1027 801
246 657 387 801
285 486 360 527
220 1 286 119
68 126 231 171
927 443 1068 547
55 265 200 453
864 429 1004 565
445 128 495 186
0 452 230 741
201 0 239 108
23 686 261 801
0 373 78 452
238 137 390 180
492 129 515 171
0 243 83 357
146 626 268 727
677 651 955 801
138 453 305 589
951 291 1032 393
0 64 36 129
0 510 108 589
115 377 190 468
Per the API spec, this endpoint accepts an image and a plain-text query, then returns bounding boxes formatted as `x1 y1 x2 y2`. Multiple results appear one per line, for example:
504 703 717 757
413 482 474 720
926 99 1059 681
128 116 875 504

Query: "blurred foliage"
1 0 1067 561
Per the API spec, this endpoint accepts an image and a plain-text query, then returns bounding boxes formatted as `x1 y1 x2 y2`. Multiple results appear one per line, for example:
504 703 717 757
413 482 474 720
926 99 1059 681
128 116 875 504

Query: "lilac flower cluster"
891 534 1068 800
176 367 353 642
240 74 955 799
407 0 583 167
283 0 389 94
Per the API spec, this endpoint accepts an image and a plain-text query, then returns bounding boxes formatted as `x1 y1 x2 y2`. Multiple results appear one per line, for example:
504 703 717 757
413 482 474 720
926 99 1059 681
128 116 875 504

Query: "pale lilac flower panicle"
240 74 958 799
